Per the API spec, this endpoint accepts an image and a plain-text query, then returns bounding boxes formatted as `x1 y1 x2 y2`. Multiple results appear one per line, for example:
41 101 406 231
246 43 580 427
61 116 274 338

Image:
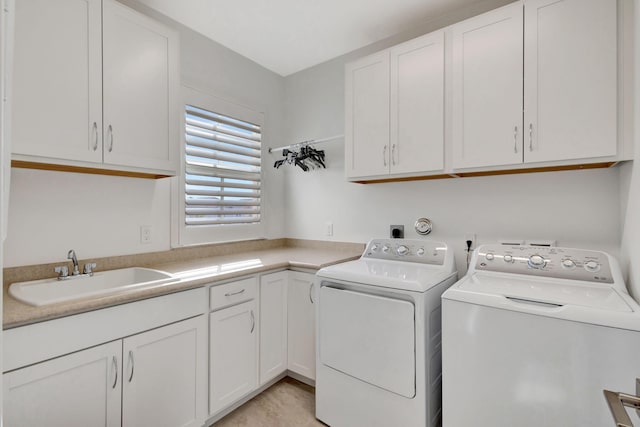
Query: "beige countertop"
3 241 363 329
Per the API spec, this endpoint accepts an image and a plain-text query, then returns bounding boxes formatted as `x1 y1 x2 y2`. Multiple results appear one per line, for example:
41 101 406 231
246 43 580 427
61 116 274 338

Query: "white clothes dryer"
442 244 640 427
315 239 457 427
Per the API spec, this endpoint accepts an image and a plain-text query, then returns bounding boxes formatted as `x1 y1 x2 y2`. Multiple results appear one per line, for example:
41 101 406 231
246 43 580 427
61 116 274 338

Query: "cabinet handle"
391 144 396 166
224 288 245 297
112 356 118 389
309 283 315 304
92 122 98 151
128 350 134 382
250 310 255 333
529 123 533 151
383 145 387 167
107 125 114 153
513 126 518 153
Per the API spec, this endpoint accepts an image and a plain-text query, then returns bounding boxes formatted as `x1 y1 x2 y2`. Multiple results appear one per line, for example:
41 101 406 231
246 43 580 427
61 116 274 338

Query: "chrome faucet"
67 249 80 276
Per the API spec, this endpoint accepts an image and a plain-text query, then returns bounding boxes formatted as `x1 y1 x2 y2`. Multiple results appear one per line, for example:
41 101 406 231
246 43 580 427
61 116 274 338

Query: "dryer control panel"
474 244 614 283
363 239 447 265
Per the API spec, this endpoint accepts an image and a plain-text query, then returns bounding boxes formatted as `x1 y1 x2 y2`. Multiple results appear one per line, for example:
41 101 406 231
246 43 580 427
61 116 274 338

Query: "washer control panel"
363 239 446 265
475 244 613 283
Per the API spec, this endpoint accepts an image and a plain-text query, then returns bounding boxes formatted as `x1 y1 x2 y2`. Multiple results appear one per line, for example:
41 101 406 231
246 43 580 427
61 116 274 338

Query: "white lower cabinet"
259 271 289 385
209 299 258 415
287 272 316 380
4 315 206 427
4 340 122 427
122 316 207 427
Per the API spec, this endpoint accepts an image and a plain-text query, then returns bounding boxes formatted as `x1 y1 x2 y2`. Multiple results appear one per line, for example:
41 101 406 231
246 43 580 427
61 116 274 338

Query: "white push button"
485 253 495 261
397 245 409 256
503 255 513 263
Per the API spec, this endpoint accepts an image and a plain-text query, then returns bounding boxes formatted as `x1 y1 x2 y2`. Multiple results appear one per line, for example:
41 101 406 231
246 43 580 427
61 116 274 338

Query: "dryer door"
319 285 416 398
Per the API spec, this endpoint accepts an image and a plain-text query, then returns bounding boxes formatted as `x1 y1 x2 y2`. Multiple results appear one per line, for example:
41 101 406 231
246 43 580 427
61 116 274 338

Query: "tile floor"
213 377 326 427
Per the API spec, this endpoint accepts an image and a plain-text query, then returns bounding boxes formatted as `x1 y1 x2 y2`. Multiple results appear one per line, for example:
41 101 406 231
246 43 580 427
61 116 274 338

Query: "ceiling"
136 0 483 76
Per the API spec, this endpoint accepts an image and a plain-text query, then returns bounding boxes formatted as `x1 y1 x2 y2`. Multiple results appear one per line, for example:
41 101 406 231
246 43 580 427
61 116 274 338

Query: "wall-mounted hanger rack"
269 134 343 172
267 134 343 154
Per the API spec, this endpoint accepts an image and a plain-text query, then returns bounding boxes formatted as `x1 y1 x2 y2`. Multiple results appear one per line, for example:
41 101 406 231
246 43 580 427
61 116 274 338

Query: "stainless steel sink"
9 267 175 307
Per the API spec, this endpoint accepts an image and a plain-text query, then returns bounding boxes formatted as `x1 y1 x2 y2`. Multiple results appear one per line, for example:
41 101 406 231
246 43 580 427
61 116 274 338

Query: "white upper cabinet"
345 31 445 181
390 31 445 175
345 51 390 179
523 0 617 163
11 0 179 176
102 0 178 172
452 0 619 171
451 3 524 169
12 0 103 163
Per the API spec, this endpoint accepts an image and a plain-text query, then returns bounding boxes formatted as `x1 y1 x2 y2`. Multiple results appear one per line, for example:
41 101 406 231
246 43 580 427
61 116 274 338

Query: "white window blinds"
184 105 261 226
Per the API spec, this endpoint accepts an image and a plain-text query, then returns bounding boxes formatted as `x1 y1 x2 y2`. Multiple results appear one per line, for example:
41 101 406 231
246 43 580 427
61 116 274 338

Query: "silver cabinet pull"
107 125 114 153
391 144 396 165
92 122 98 151
529 123 533 151
224 288 245 297
128 350 134 382
513 126 518 153
250 310 255 333
383 145 387 167
309 283 315 304
111 356 118 389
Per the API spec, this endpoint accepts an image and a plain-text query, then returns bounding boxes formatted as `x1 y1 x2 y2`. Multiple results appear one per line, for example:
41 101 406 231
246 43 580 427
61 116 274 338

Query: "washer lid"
455 272 633 312
317 258 456 292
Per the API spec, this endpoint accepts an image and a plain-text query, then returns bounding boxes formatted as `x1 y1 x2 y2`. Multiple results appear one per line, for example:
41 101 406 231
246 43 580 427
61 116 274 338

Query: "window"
176 87 264 246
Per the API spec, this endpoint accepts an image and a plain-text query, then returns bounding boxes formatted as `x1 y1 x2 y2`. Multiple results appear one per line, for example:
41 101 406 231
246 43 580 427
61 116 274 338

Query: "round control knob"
382 245 391 254
397 245 409 256
371 244 380 252
485 253 495 261
503 255 513 263
528 255 546 268
561 259 576 269
416 248 425 256
584 260 600 272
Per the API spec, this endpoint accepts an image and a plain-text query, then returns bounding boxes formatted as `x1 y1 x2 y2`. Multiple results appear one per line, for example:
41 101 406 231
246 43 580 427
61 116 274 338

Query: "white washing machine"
315 238 457 427
442 244 640 427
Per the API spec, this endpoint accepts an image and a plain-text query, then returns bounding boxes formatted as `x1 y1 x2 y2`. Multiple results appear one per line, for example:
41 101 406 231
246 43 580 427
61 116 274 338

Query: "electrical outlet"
464 233 476 251
325 222 333 237
140 225 152 244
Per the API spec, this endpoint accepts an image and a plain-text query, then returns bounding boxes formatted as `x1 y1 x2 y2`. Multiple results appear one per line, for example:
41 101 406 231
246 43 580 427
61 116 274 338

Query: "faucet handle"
83 263 97 276
54 265 69 280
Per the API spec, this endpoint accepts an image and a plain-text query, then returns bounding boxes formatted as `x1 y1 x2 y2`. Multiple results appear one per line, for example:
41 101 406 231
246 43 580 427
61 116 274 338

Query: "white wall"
3 1 286 267
283 0 623 274
620 0 640 298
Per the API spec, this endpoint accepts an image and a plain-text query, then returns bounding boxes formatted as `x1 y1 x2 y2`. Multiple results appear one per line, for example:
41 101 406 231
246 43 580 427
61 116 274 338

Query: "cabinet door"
4 340 121 427
12 0 102 162
287 272 316 380
345 51 390 179
259 271 288 385
102 0 178 172
523 0 617 163
122 316 207 427
390 31 444 175
209 300 258 415
452 2 524 169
